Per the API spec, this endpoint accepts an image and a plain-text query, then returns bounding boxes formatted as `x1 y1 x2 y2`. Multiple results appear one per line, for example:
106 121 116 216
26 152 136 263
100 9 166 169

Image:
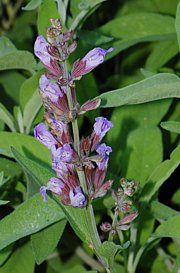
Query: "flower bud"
79 98 101 115
100 222 112 232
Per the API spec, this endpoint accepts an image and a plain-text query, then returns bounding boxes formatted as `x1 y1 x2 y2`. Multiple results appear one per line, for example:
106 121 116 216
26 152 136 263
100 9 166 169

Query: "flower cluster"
101 178 138 235
34 19 114 208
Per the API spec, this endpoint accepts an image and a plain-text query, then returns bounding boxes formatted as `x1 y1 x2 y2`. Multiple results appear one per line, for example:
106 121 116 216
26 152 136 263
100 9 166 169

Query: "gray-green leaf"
160 121 180 134
99 73 180 108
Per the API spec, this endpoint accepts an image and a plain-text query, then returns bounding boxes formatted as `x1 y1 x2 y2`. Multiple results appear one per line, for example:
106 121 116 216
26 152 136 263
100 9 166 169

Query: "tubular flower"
39 74 64 104
40 176 86 208
34 36 62 76
72 47 114 79
34 123 57 149
95 143 112 170
91 117 113 151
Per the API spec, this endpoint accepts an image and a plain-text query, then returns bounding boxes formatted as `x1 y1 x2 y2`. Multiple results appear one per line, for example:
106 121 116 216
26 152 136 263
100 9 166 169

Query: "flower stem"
63 61 80 156
63 60 110 272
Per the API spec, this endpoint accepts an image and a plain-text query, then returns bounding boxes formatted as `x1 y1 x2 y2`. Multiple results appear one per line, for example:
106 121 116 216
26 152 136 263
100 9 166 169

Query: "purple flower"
91 117 113 151
69 186 86 208
40 186 48 202
94 117 113 137
51 144 73 177
34 36 62 76
39 75 63 103
95 143 112 170
72 47 114 78
34 123 57 149
51 143 73 163
51 119 68 133
40 177 64 202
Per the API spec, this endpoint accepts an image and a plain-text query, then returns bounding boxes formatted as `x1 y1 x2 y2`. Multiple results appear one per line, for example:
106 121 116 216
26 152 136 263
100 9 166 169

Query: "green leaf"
0 36 16 55
99 13 175 40
141 145 180 202
160 121 180 134
77 30 113 46
59 204 92 246
151 201 179 221
0 158 22 178
172 250 180 273
99 241 127 269
14 106 24 133
0 242 35 273
22 0 42 10
175 2 180 51
0 37 36 72
121 127 163 185
0 193 65 250
37 0 59 37
0 71 26 104
0 103 16 132
31 219 67 264
107 99 171 174
70 0 106 30
172 188 180 205
12 147 53 186
0 200 9 205
0 132 51 165
99 73 180 108
145 40 179 70
153 215 180 239
97 13 175 58
23 89 42 134
20 70 43 110
0 244 13 266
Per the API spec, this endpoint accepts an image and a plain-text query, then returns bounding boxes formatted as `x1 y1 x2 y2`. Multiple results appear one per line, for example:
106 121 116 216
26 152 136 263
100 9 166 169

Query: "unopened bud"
100 222 112 232
79 98 101 115
68 40 77 54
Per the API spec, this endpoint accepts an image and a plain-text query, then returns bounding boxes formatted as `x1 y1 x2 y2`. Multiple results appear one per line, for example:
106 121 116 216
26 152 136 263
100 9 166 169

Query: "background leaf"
22 0 42 11
175 2 180 51
153 215 180 239
99 73 180 108
0 243 35 273
160 121 180 134
31 219 67 264
0 132 51 165
0 193 65 250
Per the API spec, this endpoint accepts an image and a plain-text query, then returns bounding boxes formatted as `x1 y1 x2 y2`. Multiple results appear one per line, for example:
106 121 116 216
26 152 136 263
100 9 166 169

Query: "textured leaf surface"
0 132 51 165
0 193 65 250
31 219 67 264
99 73 180 108
98 13 176 57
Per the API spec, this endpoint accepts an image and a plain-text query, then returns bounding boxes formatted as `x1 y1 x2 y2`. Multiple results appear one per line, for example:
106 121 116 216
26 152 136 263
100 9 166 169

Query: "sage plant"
34 19 138 272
